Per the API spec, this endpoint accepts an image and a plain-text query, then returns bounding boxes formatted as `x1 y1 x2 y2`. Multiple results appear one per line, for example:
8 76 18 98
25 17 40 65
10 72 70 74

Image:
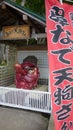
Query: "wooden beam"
31 33 46 39
17 45 47 51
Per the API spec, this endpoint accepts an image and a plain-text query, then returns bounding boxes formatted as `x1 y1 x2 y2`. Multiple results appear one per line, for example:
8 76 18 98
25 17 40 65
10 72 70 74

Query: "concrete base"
0 106 49 130
48 114 55 130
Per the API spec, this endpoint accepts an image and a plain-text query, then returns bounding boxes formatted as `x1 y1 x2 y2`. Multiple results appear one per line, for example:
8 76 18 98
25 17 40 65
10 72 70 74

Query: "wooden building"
0 0 49 89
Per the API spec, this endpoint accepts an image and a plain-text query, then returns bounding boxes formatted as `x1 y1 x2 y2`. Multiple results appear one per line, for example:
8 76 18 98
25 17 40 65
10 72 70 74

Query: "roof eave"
3 0 46 27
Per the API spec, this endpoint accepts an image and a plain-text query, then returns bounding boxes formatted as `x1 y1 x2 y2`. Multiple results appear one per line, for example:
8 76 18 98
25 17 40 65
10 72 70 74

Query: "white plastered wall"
17 50 49 79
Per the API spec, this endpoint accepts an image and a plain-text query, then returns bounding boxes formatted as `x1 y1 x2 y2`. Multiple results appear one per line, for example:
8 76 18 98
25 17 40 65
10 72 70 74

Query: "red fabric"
14 62 39 90
45 0 73 130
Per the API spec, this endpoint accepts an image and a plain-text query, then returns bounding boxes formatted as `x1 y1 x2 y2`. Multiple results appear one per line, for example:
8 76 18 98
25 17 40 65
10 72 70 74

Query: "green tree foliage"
25 0 45 16
14 0 45 16
62 0 73 5
16 0 21 4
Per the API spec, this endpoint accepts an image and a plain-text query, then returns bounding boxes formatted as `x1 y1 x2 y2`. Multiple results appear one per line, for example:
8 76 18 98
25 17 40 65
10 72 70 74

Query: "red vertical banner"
45 0 73 130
